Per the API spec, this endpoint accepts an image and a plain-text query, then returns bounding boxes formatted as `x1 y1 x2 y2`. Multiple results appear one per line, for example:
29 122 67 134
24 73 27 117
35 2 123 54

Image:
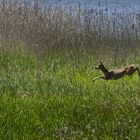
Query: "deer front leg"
93 76 106 82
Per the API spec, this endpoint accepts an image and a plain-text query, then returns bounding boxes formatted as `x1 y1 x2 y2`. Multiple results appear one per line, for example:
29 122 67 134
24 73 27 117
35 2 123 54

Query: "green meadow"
0 1 140 139
0 50 140 139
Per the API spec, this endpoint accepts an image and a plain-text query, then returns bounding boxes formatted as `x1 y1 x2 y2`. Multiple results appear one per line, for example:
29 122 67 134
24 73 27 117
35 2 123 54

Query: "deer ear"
99 61 102 64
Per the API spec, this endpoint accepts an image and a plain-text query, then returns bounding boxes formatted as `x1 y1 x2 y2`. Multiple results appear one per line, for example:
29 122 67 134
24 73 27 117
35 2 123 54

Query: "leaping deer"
93 61 140 82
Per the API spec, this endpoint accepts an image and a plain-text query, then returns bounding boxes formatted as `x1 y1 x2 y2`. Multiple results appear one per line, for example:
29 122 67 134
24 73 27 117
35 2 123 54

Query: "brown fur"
93 61 140 82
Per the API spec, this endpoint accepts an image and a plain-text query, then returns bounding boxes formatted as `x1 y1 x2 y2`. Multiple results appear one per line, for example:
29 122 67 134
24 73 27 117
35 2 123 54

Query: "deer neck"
100 65 109 74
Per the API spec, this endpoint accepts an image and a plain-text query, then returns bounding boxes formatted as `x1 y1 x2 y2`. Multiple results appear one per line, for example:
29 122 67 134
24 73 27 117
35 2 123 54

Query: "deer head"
95 61 104 69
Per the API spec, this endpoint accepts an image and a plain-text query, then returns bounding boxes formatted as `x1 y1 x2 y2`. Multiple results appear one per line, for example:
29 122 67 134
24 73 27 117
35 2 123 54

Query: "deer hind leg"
127 67 140 77
135 67 140 77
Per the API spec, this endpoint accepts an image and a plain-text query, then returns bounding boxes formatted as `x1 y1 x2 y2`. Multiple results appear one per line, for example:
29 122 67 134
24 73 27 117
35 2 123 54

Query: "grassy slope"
0 50 140 139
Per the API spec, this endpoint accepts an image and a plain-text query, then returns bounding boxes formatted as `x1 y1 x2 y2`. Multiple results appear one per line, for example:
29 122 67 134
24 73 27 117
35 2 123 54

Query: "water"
42 0 140 13
42 0 140 38
4 0 140 13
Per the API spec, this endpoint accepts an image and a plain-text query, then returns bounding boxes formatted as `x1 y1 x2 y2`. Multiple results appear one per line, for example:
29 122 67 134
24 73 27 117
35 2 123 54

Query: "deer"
93 61 140 82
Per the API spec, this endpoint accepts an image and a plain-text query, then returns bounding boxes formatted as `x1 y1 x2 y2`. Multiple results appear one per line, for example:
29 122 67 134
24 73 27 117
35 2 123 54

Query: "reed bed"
0 1 140 61
0 1 140 139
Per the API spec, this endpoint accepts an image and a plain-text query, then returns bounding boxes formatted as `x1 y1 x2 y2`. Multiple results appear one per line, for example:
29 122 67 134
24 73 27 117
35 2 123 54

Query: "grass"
0 1 140 139
0 50 140 139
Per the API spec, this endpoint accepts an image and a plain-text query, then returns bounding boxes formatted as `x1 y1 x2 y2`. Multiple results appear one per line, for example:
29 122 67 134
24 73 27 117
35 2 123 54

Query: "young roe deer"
93 61 140 82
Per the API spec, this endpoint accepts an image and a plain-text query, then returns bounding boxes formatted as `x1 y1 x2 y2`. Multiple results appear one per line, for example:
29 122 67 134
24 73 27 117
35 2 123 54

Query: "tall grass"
0 1 140 139
0 1 140 62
